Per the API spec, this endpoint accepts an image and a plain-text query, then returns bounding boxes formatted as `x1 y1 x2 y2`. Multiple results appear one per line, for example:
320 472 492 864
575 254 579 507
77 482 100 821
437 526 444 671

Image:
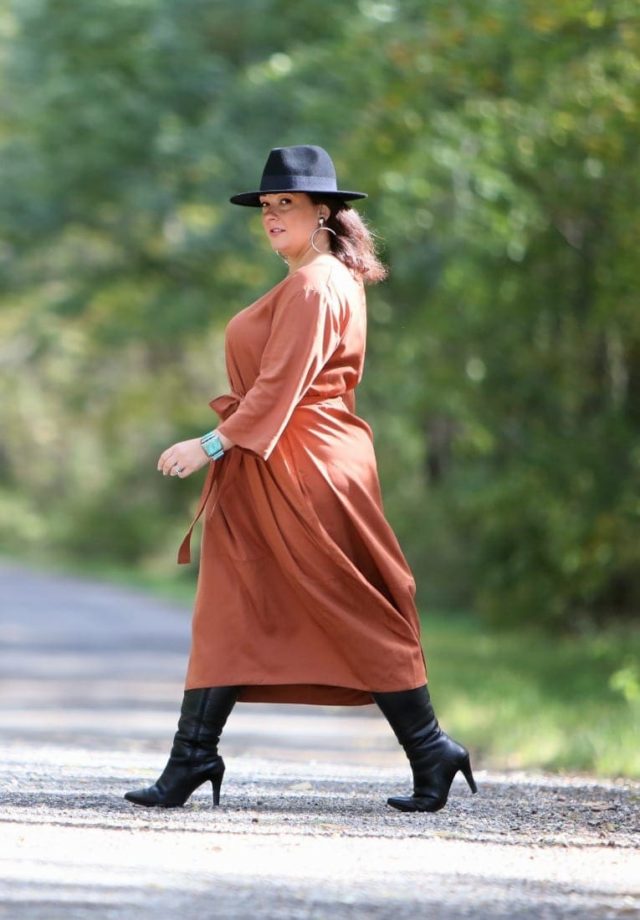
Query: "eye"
279 197 292 207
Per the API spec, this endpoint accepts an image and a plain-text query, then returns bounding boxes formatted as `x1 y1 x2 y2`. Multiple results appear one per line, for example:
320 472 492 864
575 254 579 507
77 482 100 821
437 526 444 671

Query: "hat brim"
229 188 368 207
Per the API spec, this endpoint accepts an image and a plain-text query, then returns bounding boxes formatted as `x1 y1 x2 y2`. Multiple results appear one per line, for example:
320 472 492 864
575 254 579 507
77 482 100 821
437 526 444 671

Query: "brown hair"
310 196 387 284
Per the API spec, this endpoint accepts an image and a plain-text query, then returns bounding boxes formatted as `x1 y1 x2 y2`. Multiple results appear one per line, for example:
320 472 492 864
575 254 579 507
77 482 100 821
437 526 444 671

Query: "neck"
286 245 331 275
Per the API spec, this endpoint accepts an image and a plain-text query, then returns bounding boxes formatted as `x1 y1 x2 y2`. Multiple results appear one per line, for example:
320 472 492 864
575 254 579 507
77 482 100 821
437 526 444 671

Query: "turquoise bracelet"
200 430 225 460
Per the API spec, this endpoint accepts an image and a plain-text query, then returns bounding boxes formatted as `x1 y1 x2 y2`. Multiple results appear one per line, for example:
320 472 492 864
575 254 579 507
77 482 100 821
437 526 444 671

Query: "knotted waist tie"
177 390 347 564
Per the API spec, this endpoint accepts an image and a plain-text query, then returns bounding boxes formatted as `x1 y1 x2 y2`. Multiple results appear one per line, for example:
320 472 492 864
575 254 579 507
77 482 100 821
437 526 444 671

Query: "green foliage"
1 1 639 630
425 611 640 777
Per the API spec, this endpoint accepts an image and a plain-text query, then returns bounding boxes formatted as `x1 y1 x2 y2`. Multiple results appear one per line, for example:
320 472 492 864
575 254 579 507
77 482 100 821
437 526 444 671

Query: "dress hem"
183 680 427 707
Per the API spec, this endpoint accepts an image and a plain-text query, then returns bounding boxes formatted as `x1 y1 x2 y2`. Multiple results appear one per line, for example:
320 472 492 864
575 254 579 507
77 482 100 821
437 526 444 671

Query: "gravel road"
0 560 638 919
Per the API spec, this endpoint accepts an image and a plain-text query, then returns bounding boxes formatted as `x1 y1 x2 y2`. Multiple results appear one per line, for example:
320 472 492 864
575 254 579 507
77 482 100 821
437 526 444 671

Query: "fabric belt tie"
177 390 347 564
177 392 241 565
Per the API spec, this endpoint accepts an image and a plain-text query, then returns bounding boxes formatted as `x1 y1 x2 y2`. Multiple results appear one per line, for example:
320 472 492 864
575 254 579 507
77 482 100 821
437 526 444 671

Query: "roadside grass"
423 612 640 779
6 555 639 779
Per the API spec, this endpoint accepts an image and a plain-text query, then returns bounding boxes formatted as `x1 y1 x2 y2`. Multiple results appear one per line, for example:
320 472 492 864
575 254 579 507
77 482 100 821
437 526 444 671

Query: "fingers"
167 460 187 477
158 451 187 478
157 448 173 474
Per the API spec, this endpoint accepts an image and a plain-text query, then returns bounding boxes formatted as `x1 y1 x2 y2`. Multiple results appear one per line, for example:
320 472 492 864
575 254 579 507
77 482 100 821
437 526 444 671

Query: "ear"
318 205 331 221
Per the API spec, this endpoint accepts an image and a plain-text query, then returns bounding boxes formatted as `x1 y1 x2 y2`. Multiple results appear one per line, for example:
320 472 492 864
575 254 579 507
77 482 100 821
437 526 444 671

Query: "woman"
124 145 477 813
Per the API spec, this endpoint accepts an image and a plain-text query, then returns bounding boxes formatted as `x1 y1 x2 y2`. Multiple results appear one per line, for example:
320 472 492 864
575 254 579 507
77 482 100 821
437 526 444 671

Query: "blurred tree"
1 0 639 628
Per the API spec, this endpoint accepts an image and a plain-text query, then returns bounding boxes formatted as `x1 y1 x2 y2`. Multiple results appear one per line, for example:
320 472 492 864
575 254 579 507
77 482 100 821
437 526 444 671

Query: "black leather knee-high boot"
373 684 477 812
124 686 239 808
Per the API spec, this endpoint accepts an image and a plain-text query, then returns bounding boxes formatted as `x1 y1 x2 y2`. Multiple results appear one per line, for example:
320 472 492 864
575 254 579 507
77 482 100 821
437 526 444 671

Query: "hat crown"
262 145 337 184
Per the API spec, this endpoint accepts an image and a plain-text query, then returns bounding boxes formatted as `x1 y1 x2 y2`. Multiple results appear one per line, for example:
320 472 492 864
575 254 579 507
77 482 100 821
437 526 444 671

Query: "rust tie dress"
180 255 427 706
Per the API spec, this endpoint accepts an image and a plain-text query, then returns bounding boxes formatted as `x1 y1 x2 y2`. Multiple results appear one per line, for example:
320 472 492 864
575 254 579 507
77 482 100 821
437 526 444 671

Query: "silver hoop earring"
310 217 337 254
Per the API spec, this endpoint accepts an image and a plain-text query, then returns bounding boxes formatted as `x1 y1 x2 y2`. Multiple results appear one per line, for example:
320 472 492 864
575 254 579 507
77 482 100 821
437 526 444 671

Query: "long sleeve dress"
180 254 427 706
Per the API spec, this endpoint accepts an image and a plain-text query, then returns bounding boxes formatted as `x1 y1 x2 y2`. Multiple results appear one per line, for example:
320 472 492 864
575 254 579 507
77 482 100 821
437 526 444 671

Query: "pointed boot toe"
387 793 446 813
124 785 175 808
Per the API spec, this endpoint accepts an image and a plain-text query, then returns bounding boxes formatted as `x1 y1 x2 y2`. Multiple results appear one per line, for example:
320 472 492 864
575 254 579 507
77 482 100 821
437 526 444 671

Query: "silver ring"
174 464 185 474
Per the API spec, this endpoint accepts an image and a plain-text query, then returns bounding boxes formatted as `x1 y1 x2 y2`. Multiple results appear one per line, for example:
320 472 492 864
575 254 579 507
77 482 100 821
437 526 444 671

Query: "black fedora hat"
229 145 367 207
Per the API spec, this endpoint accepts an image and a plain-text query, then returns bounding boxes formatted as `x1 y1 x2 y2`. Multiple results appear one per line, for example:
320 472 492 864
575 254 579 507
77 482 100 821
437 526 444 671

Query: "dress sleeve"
217 281 344 460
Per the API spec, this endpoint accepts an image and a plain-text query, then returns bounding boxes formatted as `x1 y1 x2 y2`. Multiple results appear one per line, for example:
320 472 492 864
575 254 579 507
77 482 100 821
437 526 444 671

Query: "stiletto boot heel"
211 771 224 806
461 756 478 794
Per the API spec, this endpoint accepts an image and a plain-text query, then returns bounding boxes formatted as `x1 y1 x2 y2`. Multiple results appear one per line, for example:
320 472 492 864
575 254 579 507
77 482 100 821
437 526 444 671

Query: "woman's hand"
158 438 210 479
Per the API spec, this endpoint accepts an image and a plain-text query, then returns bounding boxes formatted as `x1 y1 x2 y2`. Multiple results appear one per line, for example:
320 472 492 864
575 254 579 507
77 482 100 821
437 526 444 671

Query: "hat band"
259 174 338 193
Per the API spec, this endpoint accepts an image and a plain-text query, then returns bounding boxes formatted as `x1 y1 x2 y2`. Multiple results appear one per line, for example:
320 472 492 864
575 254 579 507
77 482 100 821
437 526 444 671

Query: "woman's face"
259 192 329 261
